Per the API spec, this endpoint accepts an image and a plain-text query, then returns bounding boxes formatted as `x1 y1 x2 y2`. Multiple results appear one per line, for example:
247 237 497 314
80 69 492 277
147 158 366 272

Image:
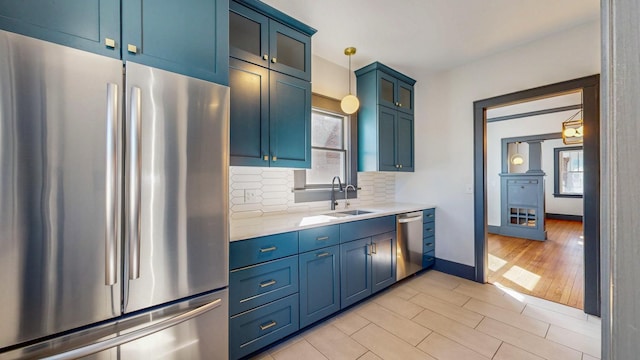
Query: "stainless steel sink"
322 209 374 217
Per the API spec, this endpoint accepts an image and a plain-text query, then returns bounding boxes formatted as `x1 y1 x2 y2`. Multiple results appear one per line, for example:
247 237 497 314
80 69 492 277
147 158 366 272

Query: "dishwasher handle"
398 215 423 223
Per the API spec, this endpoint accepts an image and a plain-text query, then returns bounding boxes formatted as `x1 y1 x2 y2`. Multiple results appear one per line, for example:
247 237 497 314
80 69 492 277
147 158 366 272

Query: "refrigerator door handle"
128 86 142 280
105 83 119 286
43 298 223 360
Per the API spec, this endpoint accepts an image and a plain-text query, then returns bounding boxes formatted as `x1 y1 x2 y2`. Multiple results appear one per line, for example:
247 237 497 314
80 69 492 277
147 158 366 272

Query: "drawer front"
423 236 435 253
230 256 299 316
423 222 435 238
299 225 340 252
423 251 435 269
340 215 395 243
230 232 298 270
229 293 299 360
423 208 435 223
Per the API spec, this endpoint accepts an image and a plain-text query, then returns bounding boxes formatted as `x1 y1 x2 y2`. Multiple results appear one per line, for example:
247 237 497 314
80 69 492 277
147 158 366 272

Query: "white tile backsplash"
229 166 396 219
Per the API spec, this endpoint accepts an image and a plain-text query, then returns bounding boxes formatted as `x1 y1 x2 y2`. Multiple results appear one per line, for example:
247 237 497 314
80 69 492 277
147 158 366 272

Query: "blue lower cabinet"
423 236 435 253
230 256 299 316
340 238 372 309
299 245 340 328
230 293 299 360
371 232 396 294
423 221 435 238
423 251 435 269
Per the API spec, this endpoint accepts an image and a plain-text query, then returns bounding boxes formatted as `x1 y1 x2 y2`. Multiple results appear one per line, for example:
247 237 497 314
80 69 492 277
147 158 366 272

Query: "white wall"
395 20 600 266
486 112 584 226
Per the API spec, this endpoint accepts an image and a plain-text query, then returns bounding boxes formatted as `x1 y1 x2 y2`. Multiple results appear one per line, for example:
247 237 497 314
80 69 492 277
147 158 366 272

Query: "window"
306 109 348 185
554 147 583 197
293 94 357 203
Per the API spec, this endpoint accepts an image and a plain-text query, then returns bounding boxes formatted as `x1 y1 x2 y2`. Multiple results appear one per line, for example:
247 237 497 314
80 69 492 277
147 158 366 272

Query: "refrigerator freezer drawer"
0 289 229 360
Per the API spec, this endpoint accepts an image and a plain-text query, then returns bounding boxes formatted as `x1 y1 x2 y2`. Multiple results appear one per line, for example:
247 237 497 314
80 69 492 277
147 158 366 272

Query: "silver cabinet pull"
425 242 433 246
316 252 330 258
260 320 277 331
263 155 269 161
371 243 377 254
127 44 137 54
259 246 277 253
272 155 277 162
399 164 403 169
259 279 277 288
316 236 329 241
271 57 277 63
128 86 142 280
105 83 118 286
263 54 269 61
366 244 371 256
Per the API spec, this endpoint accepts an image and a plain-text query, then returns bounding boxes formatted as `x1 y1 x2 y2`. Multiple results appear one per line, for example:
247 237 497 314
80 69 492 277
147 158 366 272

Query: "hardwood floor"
488 219 584 309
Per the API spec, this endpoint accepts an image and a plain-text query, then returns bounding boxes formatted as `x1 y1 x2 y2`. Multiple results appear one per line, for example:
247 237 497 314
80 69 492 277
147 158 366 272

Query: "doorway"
473 75 600 315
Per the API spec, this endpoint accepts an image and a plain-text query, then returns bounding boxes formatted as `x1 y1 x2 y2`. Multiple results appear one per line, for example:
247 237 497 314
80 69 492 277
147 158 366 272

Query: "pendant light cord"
348 54 352 95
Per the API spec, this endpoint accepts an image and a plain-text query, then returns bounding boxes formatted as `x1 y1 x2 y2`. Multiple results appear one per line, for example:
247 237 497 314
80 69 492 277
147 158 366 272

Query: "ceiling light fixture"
340 47 360 114
510 142 525 166
562 109 584 145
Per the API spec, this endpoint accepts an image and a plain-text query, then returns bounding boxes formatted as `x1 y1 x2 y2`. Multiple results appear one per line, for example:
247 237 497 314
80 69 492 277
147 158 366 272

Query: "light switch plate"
244 189 258 203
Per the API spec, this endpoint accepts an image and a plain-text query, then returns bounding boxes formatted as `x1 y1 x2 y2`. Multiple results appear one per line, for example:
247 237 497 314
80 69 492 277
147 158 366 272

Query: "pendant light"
340 47 360 114
562 109 583 145
510 142 525 165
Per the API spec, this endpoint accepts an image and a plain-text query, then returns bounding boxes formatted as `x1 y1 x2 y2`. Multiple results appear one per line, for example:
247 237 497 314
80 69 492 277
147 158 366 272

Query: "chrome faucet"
344 184 356 208
330 176 343 210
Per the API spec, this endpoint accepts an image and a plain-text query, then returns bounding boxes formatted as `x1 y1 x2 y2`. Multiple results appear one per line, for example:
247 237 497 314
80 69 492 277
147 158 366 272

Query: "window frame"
553 146 584 198
293 93 358 203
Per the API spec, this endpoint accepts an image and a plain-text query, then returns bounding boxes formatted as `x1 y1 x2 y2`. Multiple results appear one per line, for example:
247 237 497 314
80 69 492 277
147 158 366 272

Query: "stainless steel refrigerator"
0 30 229 359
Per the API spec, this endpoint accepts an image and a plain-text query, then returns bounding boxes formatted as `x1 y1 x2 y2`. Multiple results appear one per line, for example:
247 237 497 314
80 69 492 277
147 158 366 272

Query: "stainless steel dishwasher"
396 211 424 280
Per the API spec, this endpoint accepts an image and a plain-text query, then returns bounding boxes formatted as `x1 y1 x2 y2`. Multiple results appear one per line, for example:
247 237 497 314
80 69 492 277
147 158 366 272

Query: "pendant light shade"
562 109 583 145
341 94 360 114
510 142 525 165
340 47 359 114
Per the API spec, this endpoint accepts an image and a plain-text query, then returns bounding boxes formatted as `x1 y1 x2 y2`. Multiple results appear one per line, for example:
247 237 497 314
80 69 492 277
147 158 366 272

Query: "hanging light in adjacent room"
510 142 525 165
340 47 360 114
562 109 584 145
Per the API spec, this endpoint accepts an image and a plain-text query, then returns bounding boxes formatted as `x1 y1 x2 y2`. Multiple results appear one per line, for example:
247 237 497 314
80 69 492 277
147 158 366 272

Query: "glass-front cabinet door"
269 21 311 81
397 80 414 114
378 71 398 109
229 1 269 67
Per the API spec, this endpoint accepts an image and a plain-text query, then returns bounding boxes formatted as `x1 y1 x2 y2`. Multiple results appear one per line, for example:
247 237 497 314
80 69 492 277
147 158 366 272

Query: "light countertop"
230 202 435 241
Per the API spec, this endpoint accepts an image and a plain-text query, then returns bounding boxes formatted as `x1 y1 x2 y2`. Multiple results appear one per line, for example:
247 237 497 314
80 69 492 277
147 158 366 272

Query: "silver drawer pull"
260 320 277 331
259 279 277 288
425 242 433 246
427 213 434 217
316 252 330 258
316 236 329 241
259 246 277 253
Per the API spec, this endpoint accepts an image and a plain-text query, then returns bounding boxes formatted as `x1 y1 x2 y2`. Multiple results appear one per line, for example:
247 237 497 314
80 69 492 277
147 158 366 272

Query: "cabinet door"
269 71 311 168
299 246 340 328
396 112 414 172
122 0 229 84
340 238 372 309
0 0 120 58
371 232 396 293
269 21 311 81
229 58 270 166
229 1 269 67
377 71 398 109
378 106 398 171
397 80 414 114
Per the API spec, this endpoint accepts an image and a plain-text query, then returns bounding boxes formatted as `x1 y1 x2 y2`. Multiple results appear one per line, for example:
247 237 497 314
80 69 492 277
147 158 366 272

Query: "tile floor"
251 270 601 360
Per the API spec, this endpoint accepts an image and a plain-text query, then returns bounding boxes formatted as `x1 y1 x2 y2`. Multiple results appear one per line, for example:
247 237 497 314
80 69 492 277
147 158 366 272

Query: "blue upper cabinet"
229 0 313 81
122 0 229 84
229 0 315 168
356 62 416 172
0 0 120 58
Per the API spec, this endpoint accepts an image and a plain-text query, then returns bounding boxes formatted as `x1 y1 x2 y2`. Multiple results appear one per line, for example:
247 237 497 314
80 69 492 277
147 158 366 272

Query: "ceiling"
261 0 600 76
